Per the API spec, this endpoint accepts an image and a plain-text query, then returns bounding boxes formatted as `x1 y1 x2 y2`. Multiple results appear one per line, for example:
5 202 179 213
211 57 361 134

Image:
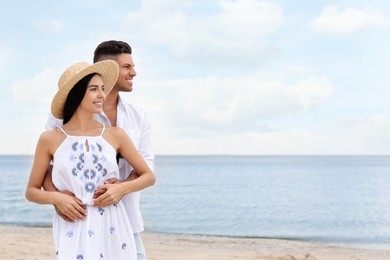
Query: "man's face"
114 53 137 92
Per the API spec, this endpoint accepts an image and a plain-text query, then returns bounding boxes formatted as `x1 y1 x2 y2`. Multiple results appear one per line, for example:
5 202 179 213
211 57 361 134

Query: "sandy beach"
1 225 390 260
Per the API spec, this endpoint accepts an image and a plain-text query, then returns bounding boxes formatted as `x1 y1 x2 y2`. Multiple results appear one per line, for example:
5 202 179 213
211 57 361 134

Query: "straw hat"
51 60 119 119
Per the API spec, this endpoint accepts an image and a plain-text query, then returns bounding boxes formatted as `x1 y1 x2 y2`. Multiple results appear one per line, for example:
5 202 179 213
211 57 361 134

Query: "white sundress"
51 125 136 260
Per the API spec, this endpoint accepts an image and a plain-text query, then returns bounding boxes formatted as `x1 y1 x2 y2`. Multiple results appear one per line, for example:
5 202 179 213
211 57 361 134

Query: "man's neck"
104 92 119 111
103 92 119 127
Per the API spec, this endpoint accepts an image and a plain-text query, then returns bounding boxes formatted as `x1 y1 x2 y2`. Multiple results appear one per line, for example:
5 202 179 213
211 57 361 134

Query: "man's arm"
42 164 57 191
137 111 155 171
93 128 155 207
93 110 155 204
100 110 154 185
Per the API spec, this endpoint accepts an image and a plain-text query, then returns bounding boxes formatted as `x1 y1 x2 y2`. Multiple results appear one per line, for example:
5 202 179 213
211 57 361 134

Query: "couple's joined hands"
53 190 86 222
54 177 129 222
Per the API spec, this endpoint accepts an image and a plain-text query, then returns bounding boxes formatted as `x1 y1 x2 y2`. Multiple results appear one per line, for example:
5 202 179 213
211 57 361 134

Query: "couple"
25 40 156 259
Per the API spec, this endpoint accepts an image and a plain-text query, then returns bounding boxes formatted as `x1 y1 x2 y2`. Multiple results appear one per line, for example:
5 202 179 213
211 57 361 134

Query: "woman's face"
79 74 106 115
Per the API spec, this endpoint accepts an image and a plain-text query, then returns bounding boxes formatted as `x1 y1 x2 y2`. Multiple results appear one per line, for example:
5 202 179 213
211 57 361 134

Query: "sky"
1 0 389 155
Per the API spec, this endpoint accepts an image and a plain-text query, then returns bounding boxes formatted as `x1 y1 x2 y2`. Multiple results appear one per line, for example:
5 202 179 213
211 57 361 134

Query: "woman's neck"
63 112 102 135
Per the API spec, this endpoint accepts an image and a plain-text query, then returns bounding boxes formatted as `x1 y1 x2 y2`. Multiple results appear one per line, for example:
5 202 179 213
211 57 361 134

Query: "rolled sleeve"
45 112 63 130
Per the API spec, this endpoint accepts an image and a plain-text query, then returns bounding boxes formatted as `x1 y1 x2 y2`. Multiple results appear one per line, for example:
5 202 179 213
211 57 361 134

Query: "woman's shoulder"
36 129 64 150
40 129 55 138
39 128 65 141
103 126 125 143
105 126 125 136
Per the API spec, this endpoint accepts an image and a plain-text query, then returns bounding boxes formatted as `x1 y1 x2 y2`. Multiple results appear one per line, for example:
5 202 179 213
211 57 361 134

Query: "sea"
1 155 390 250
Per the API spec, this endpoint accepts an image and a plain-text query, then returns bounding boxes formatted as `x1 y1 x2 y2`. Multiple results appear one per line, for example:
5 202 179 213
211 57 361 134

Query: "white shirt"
45 94 155 233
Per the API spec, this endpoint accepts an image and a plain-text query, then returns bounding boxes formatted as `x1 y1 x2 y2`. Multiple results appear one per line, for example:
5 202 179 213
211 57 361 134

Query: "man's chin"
120 87 132 92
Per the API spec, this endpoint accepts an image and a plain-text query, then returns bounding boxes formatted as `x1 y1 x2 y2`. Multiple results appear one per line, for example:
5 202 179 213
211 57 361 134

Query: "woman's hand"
93 177 121 199
52 191 87 222
93 183 126 207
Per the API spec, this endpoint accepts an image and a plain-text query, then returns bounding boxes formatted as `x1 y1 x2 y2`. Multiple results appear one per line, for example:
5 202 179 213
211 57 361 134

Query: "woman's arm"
25 132 86 221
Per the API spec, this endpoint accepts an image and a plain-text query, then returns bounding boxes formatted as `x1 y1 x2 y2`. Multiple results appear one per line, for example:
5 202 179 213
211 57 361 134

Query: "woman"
25 60 155 259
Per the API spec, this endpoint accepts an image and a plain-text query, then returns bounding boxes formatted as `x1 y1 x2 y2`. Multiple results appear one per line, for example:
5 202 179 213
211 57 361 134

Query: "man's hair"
93 40 132 63
63 73 97 124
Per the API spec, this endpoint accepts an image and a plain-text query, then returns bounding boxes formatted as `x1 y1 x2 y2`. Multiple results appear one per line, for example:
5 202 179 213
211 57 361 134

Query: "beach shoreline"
1 225 390 260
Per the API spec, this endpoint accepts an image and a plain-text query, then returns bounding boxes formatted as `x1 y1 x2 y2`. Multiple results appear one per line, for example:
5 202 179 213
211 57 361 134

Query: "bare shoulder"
105 126 126 137
38 128 66 148
39 129 57 142
103 126 127 151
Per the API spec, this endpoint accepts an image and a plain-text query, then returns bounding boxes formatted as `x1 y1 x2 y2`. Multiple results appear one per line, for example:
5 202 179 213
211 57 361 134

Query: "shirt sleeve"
137 111 155 171
45 112 63 130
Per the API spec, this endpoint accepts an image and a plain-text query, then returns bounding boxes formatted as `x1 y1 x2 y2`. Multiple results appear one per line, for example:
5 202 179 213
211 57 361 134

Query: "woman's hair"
62 73 97 124
93 40 132 63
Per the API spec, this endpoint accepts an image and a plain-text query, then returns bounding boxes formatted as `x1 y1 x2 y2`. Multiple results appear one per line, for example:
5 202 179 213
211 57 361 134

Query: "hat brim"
51 60 119 119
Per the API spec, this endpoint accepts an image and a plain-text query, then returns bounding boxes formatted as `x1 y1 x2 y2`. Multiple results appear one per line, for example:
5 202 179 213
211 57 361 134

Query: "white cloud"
130 73 334 135
123 0 284 64
150 115 390 155
2 0 390 155
150 126 332 155
35 20 63 34
12 67 60 105
290 76 333 111
310 5 386 34
339 115 390 151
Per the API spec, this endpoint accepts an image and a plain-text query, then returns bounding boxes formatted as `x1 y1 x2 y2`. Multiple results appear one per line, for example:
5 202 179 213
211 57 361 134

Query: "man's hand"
52 191 87 222
105 177 122 184
127 170 140 181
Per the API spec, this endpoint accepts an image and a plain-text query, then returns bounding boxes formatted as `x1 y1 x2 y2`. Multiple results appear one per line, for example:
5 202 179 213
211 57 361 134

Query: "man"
44 40 155 259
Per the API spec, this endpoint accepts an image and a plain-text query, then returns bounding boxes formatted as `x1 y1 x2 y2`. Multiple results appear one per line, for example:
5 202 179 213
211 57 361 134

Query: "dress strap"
99 124 106 137
58 127 69 137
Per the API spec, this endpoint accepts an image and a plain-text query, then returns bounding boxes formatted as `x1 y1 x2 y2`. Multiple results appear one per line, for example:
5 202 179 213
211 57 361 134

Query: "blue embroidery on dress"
97 143 103 152
102 168 108 177
66 231 73 238
98 207 105 215
88 229 94 237
85 182 95 193
92 154 99 164
79 153 85 163
72 142 78 151
110 227 115 233
67 140 112 204
83 169 90 179
70 154 77 162
76 255 84 260
84 169 96 180
77 162 83 171
90 169 96 179
122 243 127 250
96 163 103 172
